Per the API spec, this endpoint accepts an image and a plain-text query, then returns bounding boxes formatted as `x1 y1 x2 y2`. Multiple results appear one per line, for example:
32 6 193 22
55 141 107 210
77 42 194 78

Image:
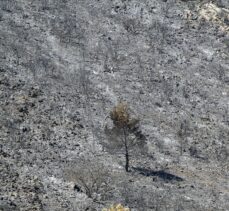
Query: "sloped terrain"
0 0 229 210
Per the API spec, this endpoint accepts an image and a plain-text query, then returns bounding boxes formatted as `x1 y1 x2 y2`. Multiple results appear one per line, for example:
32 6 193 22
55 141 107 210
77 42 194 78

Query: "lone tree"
106 102 146 172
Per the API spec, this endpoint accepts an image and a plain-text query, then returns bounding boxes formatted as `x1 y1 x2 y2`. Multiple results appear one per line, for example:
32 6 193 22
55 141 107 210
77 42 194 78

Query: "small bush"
102 204 130 211
65 158 112 201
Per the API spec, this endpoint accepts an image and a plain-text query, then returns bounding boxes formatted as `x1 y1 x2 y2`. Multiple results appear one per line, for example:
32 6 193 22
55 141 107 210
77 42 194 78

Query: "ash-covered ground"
0 0 229 210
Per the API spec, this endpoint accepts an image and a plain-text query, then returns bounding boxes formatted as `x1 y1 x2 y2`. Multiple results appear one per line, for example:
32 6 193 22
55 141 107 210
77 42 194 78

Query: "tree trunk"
125 146 129 172
123 127 130 172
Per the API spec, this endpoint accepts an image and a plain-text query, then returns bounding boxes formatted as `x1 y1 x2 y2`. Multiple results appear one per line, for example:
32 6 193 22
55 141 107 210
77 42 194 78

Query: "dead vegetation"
102 204 130 211
64 158 112 202
105 102 146 172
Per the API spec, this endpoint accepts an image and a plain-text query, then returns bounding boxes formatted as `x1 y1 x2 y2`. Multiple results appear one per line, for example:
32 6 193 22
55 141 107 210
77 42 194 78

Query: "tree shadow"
132 167 184 182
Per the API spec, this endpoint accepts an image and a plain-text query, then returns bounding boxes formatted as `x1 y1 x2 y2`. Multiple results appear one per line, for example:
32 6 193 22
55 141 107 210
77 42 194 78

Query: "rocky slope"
0 0 229 210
